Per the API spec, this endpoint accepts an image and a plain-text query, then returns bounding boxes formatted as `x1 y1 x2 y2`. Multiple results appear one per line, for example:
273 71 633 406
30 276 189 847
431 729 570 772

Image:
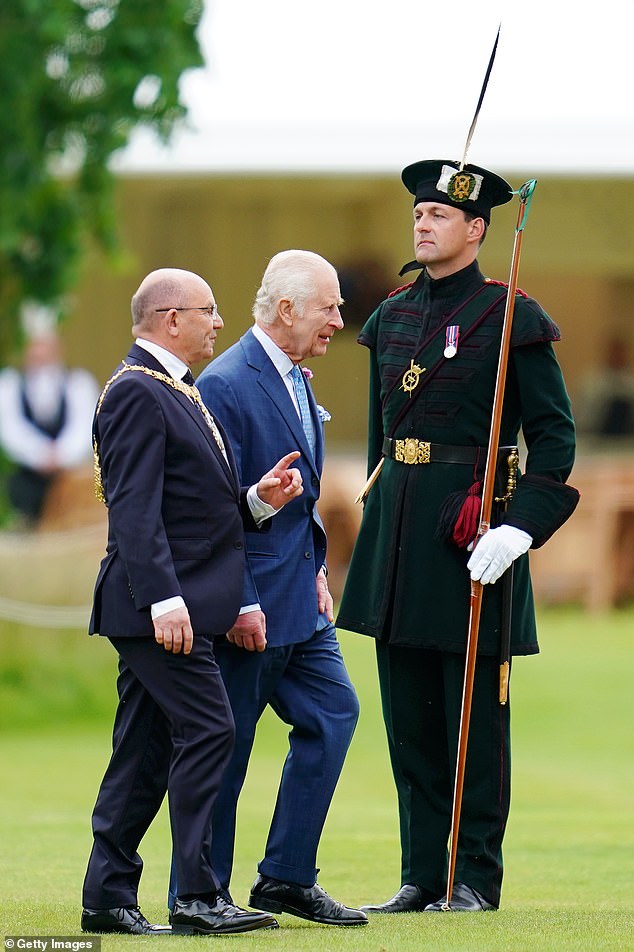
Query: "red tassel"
452 481 482 548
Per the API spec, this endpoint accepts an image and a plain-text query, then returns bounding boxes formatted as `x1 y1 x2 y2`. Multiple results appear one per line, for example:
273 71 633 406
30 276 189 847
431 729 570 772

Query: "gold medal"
401 359 426 396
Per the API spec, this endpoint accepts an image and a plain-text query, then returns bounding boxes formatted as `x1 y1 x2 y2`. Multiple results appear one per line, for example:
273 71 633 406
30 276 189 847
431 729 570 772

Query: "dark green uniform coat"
337 260 578 907
338 261 578 655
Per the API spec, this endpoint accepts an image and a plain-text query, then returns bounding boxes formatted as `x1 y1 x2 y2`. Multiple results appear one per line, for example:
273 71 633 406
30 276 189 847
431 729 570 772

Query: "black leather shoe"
424 882 497 912
167 888 234 916
170 896 278 935
249 874 368 926
360 884 437 914
81 906 171 935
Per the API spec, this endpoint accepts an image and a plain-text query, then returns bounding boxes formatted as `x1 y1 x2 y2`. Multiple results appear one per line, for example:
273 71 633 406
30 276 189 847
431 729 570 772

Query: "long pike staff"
443 178 537 911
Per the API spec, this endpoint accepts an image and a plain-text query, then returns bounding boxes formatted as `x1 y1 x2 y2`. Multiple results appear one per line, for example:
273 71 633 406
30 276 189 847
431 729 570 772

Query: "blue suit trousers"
168 623 358 905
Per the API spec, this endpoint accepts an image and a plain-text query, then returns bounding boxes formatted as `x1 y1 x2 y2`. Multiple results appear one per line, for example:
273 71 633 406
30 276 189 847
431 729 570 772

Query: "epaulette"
484 277 528 298
387 282 415 298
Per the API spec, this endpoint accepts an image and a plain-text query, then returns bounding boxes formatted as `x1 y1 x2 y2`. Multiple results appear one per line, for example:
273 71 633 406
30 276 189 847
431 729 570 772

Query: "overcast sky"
116 0 634 175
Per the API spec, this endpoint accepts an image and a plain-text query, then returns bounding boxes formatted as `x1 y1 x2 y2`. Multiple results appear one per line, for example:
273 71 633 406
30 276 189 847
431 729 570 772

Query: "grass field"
1 605 633 951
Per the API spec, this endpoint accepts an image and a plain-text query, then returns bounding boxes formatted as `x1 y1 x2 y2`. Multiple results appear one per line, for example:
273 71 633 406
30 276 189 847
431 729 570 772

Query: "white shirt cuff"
151 595 186 619
247 483 279 526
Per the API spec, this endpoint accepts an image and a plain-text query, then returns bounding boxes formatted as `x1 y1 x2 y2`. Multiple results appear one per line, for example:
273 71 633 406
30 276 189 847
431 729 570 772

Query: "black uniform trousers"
82 634 235 908
375 642 510 907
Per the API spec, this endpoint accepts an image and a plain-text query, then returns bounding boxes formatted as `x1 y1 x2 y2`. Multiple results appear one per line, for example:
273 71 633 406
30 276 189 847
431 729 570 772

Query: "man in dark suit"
81 267 303 936
175 250 366 926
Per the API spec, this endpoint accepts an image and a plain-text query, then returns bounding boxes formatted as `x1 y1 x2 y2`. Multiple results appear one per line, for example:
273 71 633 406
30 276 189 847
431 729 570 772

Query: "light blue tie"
290 364 315 456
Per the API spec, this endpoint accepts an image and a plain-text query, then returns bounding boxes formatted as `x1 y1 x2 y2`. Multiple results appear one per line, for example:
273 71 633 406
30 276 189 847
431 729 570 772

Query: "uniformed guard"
337 157 579 913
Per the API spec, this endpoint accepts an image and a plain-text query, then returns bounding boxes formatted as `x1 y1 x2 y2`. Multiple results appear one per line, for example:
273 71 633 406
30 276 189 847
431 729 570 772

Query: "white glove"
467 525 533 585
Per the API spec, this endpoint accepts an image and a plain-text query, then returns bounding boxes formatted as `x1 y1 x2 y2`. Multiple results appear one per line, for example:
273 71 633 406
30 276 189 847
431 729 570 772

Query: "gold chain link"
93 362 226 504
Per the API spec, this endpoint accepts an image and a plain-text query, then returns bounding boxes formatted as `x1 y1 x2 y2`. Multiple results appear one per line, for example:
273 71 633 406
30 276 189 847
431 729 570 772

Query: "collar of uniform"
410 260 484 304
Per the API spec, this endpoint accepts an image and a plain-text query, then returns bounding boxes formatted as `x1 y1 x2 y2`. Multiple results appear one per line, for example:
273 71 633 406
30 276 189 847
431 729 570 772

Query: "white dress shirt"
0 364 99 470
252 323 303 418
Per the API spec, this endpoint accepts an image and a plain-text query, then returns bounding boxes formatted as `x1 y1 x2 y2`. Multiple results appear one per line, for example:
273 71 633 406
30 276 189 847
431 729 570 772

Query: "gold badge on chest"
401 359 426 396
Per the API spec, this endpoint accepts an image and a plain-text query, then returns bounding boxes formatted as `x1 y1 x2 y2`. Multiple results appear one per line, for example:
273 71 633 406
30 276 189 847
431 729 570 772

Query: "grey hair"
252 250 335 326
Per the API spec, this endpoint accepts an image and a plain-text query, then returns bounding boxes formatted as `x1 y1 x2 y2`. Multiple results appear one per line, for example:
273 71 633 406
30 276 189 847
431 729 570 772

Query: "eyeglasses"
155 305 220 318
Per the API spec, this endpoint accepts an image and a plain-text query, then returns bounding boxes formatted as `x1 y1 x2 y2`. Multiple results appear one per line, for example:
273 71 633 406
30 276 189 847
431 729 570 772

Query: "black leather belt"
382 436 517 466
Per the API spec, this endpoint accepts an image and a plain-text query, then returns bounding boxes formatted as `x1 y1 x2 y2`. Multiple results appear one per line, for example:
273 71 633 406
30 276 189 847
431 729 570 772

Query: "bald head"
131 268 206 335
130 268 221 366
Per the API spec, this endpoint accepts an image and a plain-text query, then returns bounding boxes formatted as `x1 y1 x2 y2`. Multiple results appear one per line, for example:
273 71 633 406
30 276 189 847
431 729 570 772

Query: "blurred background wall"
3 0 634 621
41 170 632 612
60 171 634 451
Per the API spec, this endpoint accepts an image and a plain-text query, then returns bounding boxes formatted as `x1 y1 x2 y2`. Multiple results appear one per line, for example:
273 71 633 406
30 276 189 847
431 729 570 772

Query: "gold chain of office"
93 362 225 504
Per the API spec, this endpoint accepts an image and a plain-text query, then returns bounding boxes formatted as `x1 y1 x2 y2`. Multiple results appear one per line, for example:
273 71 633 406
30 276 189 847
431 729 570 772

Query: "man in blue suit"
82 268 303 936
193 250 366 926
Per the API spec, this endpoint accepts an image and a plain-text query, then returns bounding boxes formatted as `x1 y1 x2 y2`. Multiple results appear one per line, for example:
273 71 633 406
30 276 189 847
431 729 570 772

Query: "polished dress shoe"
81 906 171 935
424 882 497 912
167 887 234 916
249 873 368 926
170 896 278 935
360 884 437 914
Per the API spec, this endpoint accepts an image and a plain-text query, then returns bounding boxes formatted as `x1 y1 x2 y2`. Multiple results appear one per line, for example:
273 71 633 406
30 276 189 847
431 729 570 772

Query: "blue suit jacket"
196 328 328 647
90 344 258 638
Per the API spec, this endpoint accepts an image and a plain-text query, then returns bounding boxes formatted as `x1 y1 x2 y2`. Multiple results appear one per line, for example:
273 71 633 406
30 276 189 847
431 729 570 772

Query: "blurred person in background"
0 328 98 525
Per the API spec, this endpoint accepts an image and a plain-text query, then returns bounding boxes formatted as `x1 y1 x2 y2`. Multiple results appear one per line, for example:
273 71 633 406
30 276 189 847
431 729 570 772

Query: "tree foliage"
0 0 204 357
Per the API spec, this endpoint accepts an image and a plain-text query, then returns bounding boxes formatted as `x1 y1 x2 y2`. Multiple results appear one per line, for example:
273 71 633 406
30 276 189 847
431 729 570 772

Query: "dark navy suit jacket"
196 328 328 647
90 344 259 638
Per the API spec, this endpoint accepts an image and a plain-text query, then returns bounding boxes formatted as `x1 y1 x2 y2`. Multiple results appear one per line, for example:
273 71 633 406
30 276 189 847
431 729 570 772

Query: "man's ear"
165 308 179 338
467 217 485 243
278 297 295 326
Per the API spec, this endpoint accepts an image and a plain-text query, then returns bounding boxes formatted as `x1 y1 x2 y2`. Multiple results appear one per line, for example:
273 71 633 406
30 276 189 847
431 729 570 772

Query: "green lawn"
1 605 633 951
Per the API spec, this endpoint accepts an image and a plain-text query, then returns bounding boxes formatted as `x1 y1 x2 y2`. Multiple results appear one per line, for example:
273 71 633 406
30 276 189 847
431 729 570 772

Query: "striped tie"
290 365 315 456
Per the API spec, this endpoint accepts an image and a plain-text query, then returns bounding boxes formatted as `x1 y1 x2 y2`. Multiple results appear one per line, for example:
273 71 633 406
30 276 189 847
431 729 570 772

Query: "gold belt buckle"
394 438 431 464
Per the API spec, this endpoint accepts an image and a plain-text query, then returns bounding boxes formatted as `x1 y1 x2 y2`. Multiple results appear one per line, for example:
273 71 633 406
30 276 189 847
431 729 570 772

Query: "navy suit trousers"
83 635 234 908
